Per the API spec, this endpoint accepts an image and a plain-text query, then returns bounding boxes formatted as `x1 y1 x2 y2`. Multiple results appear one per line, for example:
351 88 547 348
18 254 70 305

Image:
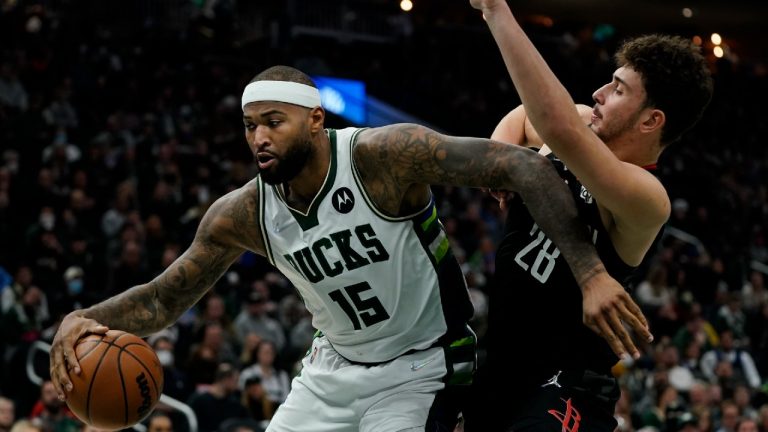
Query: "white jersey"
258 127 473 363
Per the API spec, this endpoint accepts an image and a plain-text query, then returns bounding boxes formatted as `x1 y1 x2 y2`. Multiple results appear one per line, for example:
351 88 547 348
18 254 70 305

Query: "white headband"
241 80 322 110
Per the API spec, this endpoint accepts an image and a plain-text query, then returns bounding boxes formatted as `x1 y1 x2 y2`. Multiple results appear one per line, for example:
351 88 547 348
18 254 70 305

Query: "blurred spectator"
239 340 290 407
28 381 79 432
186 363 247 432
186 322 238 388
0 62 28 112
615 386 639 432
9 420 42 432
673 303 719 355
238 332 263 368
41 83 78 130
1 266 33 314
639 384 683 430
0 396 14 432
149 333 192 403
193 294 238 354
233 289 285 353
741 271 768 313
757 405 768 432
658 344 696 393
716 293 748 341
701 330 762 390
681 339 708 382
108 239 150 296
101 181 137 239
240 376 276 424
736 418 759 432
48 266 89 320
146 412 173 432
748 303 768 377
636 264 675 312
1 285 49 346
733 384 758 421
276 294 313 364
717 400 741 432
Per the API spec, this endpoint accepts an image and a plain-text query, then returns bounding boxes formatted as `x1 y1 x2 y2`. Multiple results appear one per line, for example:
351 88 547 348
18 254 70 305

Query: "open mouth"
256 152 276 169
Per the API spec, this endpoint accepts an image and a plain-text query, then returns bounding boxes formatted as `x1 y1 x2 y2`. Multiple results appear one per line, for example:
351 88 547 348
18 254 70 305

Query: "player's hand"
580 271 653 360
49 312 109 401
468 0 507 13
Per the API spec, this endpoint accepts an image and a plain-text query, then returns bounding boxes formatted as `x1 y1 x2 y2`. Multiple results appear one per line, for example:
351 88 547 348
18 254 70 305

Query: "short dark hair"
249 65 316 88
615 34 713 145
215 362 237 382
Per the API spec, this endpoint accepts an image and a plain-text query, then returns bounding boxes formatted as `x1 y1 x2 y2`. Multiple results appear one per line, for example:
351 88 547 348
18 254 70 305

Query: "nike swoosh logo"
410 358 436 371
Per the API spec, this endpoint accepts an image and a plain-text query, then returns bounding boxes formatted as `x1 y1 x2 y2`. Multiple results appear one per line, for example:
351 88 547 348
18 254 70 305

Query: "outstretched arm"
358 124 598 286
472 0 669 265
50 186 261 399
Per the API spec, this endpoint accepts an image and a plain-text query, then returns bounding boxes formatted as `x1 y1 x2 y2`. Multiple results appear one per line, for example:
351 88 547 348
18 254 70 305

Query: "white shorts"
266 335 474 432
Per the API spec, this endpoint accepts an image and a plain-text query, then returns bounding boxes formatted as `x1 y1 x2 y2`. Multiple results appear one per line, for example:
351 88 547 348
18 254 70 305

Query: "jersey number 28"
514 223 561 283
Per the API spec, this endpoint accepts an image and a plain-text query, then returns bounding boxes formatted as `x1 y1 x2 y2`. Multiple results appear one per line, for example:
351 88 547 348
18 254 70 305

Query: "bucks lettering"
283 223 390 283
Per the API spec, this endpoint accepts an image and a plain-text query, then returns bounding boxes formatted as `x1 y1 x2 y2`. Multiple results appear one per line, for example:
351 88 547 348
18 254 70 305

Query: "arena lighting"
312 76 367 125
713 46 724 58
400 0 413 12
682 7 693 18
711 33 722 45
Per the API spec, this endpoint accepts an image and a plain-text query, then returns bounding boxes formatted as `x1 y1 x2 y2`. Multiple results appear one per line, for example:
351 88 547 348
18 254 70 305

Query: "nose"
248 125 270 150
592 84 607 105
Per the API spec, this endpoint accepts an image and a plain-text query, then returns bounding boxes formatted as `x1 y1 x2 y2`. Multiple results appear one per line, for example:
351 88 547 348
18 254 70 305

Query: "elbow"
503 148 553 193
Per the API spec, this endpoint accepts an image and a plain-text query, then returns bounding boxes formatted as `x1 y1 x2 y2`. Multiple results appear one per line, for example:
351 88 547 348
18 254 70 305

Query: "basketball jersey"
485 151 661 390
258 128 473 364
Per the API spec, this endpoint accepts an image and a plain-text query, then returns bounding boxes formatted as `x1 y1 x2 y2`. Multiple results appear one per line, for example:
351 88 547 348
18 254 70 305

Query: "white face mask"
156 349 174 367
40 213 55 230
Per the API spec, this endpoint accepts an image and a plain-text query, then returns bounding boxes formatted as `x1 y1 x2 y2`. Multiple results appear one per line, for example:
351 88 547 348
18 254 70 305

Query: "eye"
268 119 282 127
244 123 256 131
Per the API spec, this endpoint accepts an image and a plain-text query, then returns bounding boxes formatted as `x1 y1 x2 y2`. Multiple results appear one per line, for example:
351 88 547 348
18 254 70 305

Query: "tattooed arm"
355 123 603 283
354 124 651 357
50 182 263 399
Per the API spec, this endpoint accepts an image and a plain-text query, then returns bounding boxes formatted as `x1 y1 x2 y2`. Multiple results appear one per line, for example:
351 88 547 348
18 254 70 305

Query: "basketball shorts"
266 335 475 432
503 370 620 432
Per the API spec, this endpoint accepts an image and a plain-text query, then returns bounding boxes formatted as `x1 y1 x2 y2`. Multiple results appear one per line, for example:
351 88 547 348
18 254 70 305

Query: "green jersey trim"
273 129 338 231
257 176 276 266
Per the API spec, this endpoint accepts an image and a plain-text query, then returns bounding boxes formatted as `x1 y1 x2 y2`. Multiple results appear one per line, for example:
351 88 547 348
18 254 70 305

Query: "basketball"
66 330 164 430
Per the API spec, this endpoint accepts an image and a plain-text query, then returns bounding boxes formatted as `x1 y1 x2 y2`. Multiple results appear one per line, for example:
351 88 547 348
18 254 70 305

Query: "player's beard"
591 107 644 144
259 133 313 185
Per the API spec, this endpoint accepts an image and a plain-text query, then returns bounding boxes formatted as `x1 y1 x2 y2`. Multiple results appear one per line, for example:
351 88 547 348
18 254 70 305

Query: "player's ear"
309 106 325 134
639 108 665 134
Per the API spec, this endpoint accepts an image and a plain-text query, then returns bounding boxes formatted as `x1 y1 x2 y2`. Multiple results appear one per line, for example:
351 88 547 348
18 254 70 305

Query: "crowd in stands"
1 1 768 431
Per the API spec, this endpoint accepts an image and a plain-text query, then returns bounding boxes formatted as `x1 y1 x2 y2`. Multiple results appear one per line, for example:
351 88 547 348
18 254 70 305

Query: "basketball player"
466 1 713 431
50 66 646 432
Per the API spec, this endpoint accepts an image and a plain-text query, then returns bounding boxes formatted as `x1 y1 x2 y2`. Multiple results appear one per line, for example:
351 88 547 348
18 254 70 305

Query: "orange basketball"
66 330 164 430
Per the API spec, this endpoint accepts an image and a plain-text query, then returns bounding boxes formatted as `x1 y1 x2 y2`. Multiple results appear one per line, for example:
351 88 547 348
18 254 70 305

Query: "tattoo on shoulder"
356 123 521 197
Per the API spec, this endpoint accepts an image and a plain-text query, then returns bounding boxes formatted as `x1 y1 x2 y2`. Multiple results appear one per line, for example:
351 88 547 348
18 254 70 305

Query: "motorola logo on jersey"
332 187 355 213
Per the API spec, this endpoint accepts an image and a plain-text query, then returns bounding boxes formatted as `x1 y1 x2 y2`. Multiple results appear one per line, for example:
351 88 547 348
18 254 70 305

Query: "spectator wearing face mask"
49 266 94 320
149 332 193 403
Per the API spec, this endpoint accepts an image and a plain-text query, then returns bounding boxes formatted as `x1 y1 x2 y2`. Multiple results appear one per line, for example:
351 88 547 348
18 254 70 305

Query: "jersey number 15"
329 282 391 330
